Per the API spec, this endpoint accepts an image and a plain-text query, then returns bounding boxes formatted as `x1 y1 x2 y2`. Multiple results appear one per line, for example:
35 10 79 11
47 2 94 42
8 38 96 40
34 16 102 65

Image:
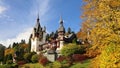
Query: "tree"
5 48 14 56
8 45 10 49
0 44 5 61
20 39 26 44
77 29 88 42
12 42 19 48
91 43 120 68
24 52 36 63
67 27 72 34
46 33 50 41
82 0 120 54
31 54 39 63
28 38 31 53
24 53 32 63
50 32 54 38
81 0 120 67
4 54 13 64
54 30 58 38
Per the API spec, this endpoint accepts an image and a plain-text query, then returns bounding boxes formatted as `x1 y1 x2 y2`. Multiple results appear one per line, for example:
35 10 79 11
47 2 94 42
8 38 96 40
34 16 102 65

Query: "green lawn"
0 59 91 68
0 64 17 68
22 63 45 68
70 59 91 68
21 59 91 68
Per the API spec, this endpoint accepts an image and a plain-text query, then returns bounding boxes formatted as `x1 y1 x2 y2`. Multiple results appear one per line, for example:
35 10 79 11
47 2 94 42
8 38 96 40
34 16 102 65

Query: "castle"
30 15 76 61
30 15 47 54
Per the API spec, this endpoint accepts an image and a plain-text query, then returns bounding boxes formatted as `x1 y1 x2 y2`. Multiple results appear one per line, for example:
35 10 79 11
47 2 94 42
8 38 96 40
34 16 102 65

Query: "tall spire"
37 2 40 23
59 15 63 25
35 13 41 29
37 13 39 22
58 16 65 32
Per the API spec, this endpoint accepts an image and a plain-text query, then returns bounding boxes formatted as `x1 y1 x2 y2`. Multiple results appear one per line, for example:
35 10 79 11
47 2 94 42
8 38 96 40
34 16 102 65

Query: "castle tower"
31 14 46 53
57 16 65 52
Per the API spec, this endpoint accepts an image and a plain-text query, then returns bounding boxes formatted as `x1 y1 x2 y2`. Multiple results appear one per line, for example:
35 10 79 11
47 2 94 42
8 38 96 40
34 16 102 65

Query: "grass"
0 64 17 68
21 59 91 68
0 59 91 68
70 59 91 68
22 63 44 68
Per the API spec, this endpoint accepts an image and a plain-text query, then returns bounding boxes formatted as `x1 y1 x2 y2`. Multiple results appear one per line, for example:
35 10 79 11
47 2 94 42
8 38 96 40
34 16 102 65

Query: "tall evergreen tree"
67 27 72 34
0 44 5 62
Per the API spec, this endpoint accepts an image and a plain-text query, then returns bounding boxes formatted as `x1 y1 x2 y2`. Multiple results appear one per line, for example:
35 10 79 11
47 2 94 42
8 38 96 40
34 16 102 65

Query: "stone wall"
44 53 57 62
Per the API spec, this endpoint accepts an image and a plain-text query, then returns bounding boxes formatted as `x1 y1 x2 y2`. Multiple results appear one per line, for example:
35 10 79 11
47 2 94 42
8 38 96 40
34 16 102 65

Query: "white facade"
31 37 39 52
30 15 46 54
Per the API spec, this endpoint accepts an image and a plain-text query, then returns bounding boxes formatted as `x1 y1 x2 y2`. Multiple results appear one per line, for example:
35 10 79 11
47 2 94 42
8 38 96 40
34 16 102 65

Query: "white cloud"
0 0 7 15
0 0 52 47
0 6 6 14
0 28 32 47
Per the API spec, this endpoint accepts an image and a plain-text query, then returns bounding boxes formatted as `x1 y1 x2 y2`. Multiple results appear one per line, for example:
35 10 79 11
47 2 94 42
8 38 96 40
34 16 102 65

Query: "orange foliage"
5 48 14 56
21 44 29 49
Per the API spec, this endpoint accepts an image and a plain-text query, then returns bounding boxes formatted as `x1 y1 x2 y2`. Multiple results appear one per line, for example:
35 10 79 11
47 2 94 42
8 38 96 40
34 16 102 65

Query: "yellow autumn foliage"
81 0 120 67
5 48 14 56
91 43 120 68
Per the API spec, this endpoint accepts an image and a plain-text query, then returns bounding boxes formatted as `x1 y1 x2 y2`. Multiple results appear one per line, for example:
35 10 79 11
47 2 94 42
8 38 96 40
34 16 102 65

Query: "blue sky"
0 0 83 47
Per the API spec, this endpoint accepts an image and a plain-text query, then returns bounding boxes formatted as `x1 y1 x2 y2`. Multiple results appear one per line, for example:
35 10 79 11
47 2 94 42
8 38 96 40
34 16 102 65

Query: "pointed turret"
58 16 65 33
59 16 63 26
37 14 39 23
35 14 41 30
57 16 65 53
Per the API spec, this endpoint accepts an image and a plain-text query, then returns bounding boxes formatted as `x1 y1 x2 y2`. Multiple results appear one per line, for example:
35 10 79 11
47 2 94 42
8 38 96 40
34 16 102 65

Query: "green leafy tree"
28 39 31 53
61 43 84 56
4 54 13 64
24 53 32 63
31 54 39 63
24 52 36 63
52 61 62 68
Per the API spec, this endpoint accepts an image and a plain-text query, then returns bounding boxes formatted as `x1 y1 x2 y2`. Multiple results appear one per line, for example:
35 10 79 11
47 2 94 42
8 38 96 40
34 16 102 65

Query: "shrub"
52 61 62 68
39 56 49 66
31 54 39 63
61 43 84 56
24 53 32 63
4 54 13 64
86 48 100 58
17 61 26 66
56 56 66 63
23 52 36 63
0 64 13 68
57 56 73 66
66 56 73 66
72 54 87 62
